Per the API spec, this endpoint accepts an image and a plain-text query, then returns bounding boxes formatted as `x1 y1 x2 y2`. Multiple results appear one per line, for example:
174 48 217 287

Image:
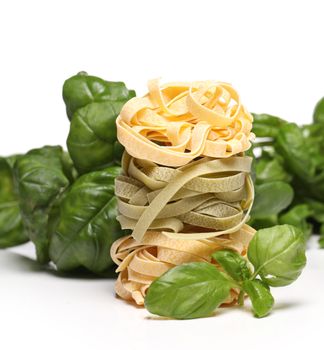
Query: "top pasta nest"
117 79 253 167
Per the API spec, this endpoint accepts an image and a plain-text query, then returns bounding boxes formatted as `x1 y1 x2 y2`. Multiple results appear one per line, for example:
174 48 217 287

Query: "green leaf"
243 279 274 318
14 146 70 263
251 181 294 219
249 215 278 230
0 156 28 248
145 262 232 319
252 113 287 138
67 101 123 174
255 157 292 184
313 97 324 124
212 249 251 281
279 204 312 239
248 225 306 287
304 198 324 223
276 123 324 201
49 166 123 273
63 71 135 120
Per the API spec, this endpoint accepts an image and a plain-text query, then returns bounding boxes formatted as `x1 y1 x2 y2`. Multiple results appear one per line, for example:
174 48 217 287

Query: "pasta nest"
117 79 254 167
111 226 255 305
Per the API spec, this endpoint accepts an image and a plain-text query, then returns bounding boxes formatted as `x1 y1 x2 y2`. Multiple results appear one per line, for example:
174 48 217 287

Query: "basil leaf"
67 101 123 174
251 181 294 219
249 215 278 230
145 262 232 319
14 146 70 263
49 166 123 273
0 156 28 248
255 157 292 184
313 97 324 124
252 113 287 138
243 279 274 318
279 204 312 239
63 72 135 120
212 249 251 281
276 123 324 201
248 225 306 287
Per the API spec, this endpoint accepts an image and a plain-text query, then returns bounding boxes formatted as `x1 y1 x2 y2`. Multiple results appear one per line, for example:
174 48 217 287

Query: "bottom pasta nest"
111 224 255 305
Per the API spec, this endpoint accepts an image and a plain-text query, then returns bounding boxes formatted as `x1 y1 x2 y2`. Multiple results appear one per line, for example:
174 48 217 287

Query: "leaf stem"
238 290 245 306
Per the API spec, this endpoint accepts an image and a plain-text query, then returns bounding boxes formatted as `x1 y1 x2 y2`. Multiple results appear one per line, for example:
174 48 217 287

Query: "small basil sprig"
145 224 306 319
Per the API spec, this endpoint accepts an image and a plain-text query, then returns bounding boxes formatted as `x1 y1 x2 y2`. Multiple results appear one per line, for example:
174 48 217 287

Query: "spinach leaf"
276 123 324 201
251 181 294 219
49 166 123 273
67 101 123 174
313 97 324 124
145 262 233 319
252 113 287 138
248 225 306 286
255 157 292 184
63 72 135 120
64 72 135 172
243 279 274 318
14 146 70 263
212 249 251 281
0 156 28 248
249 215 279 230
279 204 312 239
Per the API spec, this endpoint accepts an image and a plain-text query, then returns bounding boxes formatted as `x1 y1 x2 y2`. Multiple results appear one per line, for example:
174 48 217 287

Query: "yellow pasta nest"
111 226 255 305
117 79 253 167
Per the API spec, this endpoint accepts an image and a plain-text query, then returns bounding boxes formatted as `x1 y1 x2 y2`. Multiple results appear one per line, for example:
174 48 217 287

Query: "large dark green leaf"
67 102 123 174
14 146 70 263
248 225 306 287
63 72 135 120
255 157 292 184
49 166 123 273
313 97 324 124
251 181 294 219
145 262 233 319
276 123 324 201
279 204 312 239
0 156 28 248
252 113 287 138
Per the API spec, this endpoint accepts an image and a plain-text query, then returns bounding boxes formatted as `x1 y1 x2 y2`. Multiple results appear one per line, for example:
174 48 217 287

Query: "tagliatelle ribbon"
116 152 254 242
116 79 254 167
110 225 255 305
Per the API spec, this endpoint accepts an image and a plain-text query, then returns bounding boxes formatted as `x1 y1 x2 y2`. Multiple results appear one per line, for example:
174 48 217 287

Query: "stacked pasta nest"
111 79 255 305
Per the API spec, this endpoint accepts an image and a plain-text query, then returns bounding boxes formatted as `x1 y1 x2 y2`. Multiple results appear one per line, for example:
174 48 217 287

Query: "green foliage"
63 71 135 120
63 72 135 173
0 72 133 275
14 146 71 263
248 225 306 286
212 249 251 281
49 166 123 273
145 225 306 319
243 279 274 318
0 156 28 248
251 100 324 246
145 262 233 319
67 102 122 174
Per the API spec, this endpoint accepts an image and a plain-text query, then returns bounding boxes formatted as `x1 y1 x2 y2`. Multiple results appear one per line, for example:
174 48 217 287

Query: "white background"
1 1 324 349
